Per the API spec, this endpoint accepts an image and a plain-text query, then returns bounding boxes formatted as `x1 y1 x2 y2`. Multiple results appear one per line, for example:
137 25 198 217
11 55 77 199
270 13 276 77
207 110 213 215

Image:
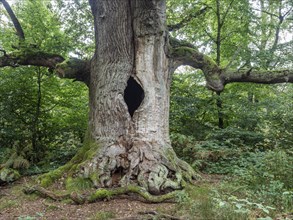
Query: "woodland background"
0 0 292 219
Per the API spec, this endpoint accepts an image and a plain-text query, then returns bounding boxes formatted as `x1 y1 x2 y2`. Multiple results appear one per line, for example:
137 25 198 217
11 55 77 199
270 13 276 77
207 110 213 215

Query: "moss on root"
38 131 101 187
72 185 180 204
24 184 181 204
164 147 201 183
0 168 20 184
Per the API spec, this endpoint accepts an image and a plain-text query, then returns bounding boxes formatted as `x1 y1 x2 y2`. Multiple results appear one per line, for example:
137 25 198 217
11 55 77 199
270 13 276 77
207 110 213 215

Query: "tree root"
23 185 180 204
112 211 183 220
23 185 70 201
138 211 183 220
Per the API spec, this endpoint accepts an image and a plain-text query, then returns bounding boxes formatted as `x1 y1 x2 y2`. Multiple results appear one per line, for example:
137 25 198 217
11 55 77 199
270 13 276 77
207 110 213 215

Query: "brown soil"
0 178 176 220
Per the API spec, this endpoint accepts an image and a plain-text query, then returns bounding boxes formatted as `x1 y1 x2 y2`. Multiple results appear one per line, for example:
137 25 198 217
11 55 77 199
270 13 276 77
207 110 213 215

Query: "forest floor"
0 174 224 220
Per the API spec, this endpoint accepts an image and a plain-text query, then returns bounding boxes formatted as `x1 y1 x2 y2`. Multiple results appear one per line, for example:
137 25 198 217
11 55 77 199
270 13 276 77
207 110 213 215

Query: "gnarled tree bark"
76 0 196 195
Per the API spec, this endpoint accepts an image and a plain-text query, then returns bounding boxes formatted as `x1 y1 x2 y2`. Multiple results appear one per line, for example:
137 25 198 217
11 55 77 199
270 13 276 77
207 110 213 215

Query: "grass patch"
89 211 116 220
0 199 18 211
174 184 258 220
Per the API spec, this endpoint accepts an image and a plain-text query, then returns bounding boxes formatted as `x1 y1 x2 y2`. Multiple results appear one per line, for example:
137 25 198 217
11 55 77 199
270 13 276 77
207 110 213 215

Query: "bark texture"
71 0 196 195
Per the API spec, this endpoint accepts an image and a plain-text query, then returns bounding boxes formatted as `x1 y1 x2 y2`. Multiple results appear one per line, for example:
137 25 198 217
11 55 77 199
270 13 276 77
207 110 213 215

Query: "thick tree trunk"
70 0 195 194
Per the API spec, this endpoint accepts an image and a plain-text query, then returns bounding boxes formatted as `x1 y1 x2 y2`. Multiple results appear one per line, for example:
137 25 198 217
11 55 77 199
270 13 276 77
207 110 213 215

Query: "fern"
66 177 93 191
4 152 18 168
13 156 30 169
4 153 30 170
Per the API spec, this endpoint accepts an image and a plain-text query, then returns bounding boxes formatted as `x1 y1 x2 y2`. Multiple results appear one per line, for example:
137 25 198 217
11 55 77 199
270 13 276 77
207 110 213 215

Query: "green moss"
65 177 93 191
38 129 101 187
0 168 20 183
86 185 179 203
89 211 116 220
89 189 113 202
0 199 18 211
203 54 217 67
38 167 65 187
172 46 196 58
89 172 100 186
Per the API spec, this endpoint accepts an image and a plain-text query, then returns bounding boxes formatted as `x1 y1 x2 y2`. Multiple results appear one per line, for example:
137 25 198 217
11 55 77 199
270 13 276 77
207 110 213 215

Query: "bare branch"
169 37 293 92
55 58 91 85
0 0 25 40
0 50 64 68
251 7 279 18
222 69 293 85
169 37 224 91
0 50 90 85
220 0 235 28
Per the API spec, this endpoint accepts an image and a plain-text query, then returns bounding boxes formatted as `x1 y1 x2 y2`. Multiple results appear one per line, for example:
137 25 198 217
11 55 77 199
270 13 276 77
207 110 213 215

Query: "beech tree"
1 0 293 197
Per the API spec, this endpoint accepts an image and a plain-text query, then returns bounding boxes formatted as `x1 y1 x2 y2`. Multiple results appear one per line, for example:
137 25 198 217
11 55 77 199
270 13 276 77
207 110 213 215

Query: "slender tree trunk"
31 67 42 162
215 0 224 129
70 0 196 194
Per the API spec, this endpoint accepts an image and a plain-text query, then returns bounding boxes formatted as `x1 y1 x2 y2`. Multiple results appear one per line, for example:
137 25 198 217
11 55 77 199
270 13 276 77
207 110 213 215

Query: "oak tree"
1 0 292 196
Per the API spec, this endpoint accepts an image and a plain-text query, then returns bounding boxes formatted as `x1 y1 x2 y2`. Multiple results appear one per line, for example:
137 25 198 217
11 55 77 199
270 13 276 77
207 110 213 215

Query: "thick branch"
169 37 293 92
0 50 90 84
223 69 293 85
55 58 91 85
0 50 64 68
0 0 25 40
169 37 224 91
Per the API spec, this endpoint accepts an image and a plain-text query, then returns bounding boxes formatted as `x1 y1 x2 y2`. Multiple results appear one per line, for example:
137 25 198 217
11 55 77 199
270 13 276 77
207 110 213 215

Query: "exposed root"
36 135 201 196
138 211 183 220
112 211 183 220
23 185 180 204
23 185 70 201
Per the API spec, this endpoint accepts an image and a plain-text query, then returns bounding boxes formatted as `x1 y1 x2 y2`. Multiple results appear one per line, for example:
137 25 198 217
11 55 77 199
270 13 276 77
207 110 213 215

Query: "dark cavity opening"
124 76 144 117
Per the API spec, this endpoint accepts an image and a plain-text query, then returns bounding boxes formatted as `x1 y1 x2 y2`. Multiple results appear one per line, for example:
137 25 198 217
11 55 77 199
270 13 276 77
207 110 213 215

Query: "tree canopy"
1 0 292 90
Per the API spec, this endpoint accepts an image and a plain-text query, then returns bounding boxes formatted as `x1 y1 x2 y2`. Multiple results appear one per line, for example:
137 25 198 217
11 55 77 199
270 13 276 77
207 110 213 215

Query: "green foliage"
0 200 18 212
167 0 292 69
234 150 293 210
66 177 93 191
0 168 20 184
175 185 250 220
0 67 88 171
212 193 275 219
17 212 44 220
0 0 89 174
171 130 263 174
236 150 293 189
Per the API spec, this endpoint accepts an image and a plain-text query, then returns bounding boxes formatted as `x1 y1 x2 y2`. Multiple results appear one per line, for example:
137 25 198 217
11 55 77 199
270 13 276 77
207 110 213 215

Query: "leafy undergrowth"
175 175 293 220
1 171 292 220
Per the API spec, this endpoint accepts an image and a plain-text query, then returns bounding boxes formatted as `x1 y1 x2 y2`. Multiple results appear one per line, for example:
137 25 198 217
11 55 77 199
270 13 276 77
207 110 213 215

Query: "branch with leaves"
0 0 25 40
0 0 90 84
169 37 293 92
0 48 90 84
168 6 209 31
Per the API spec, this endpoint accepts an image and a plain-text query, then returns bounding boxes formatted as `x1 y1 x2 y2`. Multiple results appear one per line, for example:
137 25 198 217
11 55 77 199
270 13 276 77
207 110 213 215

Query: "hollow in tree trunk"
40 0 197 195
